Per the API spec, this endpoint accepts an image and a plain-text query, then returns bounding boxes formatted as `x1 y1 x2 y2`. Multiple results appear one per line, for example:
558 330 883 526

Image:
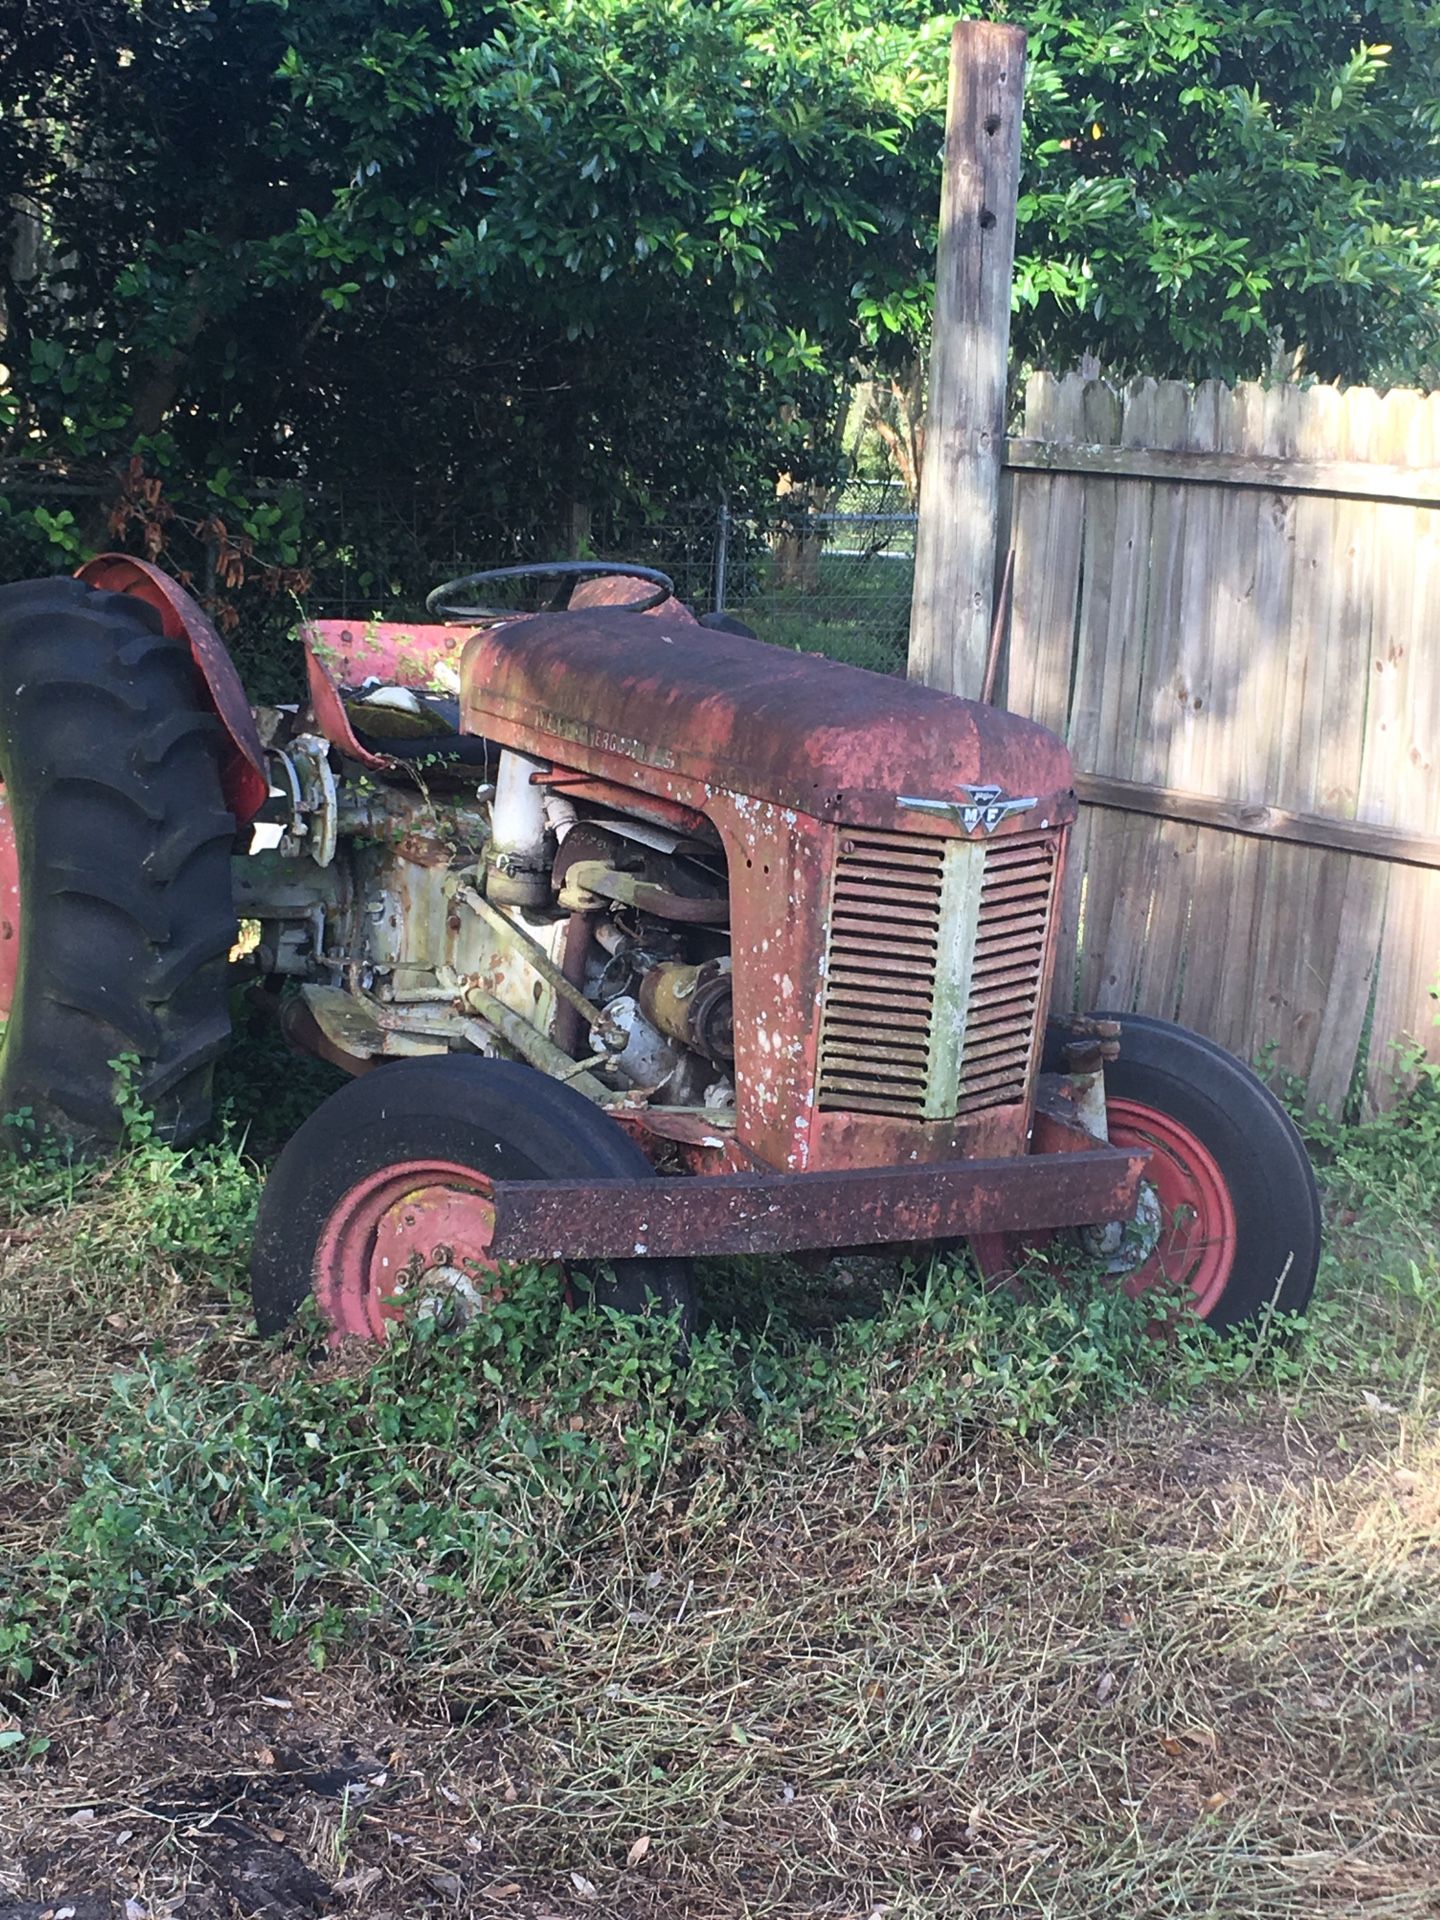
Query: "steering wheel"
425 560 675 623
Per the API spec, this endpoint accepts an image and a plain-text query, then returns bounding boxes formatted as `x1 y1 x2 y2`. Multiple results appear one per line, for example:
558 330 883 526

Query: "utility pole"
907 20 1026 698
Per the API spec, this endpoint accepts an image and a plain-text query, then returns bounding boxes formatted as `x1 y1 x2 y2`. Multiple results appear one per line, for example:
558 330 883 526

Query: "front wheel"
971 1013 1321 1331
250 1054 697 1340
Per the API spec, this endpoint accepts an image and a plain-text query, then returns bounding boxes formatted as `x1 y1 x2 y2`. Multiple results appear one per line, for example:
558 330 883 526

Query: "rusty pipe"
553 909 597 1057
559 860 729 925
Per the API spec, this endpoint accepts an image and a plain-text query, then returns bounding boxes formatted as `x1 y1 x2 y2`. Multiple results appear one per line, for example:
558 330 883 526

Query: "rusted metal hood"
462 610 1075 826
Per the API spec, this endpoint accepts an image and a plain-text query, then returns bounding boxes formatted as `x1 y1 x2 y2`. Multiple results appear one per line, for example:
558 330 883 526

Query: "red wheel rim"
0 779 19 1022
313 1160 503 1341
1104 1097 1237 1317
971 1099 1238 1320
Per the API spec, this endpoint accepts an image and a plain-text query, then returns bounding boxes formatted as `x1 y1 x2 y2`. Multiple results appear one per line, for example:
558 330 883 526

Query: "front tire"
972 1012 1321 1330
0 577 236 1146
250 1054 698 1339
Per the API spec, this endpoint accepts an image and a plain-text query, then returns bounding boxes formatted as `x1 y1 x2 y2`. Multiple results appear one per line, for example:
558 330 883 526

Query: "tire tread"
0 576 235 1146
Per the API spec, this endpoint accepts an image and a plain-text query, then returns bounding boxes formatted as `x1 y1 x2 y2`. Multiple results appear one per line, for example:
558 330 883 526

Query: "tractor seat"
343 682 460 739
342 682 497 768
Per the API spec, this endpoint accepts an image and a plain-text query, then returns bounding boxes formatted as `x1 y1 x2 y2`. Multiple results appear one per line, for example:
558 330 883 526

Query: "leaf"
626 1836 652 1868
570 1872 598 1900
1162 1725 1218 1756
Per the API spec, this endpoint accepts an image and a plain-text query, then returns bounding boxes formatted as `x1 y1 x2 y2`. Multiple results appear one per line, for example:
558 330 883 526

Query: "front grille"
817 828 1058 1121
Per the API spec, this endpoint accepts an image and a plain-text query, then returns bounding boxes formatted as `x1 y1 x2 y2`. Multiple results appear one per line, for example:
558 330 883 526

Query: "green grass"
0 1058 1436 1916
737 549 914 675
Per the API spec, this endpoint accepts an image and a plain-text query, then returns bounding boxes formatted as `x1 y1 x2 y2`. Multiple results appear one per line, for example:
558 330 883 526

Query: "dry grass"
0 1111 1437 1920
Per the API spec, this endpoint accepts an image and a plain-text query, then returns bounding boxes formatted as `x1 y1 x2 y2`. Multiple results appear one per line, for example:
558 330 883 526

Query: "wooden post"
908 20 1026 696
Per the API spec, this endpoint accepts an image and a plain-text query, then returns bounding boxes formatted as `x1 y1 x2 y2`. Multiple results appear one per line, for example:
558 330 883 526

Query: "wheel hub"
313 1162 502 1340
1079 1179 1164 1274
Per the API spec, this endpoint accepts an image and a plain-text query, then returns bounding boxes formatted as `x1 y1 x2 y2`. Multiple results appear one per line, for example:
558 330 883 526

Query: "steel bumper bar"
487 1140 1147 1263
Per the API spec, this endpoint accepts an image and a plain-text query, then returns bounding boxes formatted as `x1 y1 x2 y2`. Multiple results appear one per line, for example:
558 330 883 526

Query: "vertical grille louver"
817 828 1058 1121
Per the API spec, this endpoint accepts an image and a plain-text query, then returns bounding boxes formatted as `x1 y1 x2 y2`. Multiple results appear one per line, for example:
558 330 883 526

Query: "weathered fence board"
1005 372 1440 1113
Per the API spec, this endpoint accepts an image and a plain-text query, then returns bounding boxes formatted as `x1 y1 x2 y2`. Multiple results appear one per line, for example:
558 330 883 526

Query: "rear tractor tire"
250 1055 698 1341
0 577 237 1147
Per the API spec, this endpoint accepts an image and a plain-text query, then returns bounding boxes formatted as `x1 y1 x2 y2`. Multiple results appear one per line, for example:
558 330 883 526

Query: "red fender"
76 555 269 824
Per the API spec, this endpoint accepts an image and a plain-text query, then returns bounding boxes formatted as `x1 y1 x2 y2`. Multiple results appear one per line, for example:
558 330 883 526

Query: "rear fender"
77 555 269 823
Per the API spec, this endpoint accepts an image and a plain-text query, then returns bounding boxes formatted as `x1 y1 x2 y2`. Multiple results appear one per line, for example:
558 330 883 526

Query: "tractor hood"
462 609 1075 831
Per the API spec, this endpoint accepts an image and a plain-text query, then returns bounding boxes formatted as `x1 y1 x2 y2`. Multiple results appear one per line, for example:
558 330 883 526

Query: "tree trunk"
771 473 829 593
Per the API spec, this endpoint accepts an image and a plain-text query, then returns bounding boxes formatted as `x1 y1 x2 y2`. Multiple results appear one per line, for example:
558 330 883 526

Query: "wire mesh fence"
302 484 918 676
0 470 919 679
721 485 916 676
0 473 99 581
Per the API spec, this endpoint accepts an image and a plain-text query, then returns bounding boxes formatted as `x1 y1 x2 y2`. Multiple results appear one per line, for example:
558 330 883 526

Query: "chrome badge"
897 785 1038 836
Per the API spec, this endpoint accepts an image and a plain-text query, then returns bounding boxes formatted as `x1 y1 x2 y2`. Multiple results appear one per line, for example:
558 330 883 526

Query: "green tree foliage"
3 0 941 566
2 0 1438 594
1013 0 1440 380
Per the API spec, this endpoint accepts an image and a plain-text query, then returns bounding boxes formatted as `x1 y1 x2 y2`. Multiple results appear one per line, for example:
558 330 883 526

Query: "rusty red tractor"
0 557 1320 1339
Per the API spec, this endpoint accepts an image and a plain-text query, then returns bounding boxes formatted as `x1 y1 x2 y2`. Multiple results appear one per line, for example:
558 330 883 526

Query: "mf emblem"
897 786 1038 836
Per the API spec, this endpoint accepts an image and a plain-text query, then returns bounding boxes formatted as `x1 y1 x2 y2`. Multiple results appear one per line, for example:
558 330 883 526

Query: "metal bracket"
256 735 339 866
897 786 1038 836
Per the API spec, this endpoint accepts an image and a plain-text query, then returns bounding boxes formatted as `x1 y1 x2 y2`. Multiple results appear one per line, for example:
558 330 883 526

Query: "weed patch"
6 1258 1297 1694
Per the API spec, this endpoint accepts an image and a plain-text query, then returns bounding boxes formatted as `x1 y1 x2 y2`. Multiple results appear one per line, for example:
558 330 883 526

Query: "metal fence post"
714 503 730 614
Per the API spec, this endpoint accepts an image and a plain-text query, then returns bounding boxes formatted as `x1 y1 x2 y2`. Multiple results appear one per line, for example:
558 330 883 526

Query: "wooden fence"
1002 371 1440 1114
